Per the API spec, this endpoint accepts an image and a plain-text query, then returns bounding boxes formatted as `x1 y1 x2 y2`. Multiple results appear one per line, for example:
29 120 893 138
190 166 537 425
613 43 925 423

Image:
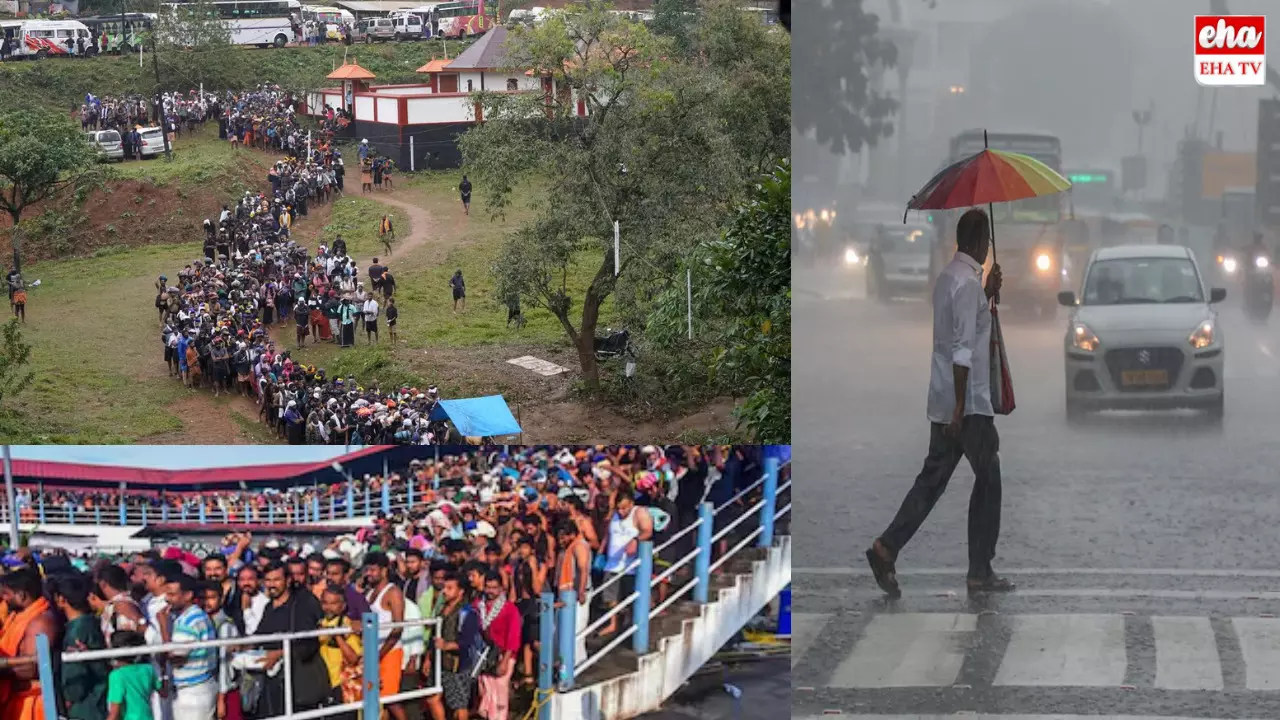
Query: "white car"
1059 244 1226 422
137 127 166 158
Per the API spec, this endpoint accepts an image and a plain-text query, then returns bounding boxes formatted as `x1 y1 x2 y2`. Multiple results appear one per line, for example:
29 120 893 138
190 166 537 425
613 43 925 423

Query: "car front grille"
1104 347 1184 392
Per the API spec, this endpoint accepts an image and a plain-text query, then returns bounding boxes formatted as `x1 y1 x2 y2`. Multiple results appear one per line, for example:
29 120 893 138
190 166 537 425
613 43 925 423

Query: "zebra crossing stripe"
993 614 1127 687
811 612 1280 690
1151 616 1223 690
1231 617 1280 690
792 613 828 670
830 613 976 688
793 712 1264 717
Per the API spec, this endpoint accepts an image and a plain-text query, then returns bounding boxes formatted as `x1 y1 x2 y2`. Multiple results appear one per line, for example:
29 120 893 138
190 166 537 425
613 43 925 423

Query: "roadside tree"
648 161 791 441
460 1 741 390
0 108 99 272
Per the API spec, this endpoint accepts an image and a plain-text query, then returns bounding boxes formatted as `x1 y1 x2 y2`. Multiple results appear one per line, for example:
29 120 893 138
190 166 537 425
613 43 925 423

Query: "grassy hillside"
0 39 471 110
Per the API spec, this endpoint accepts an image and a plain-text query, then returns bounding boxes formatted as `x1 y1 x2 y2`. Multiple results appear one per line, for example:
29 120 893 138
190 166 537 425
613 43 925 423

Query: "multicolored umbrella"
903 130 1073 294
906 147 1071 212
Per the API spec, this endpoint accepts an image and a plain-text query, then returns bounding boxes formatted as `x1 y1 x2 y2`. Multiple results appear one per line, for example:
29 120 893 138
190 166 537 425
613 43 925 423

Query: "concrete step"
576 646 640 687
549 534 792 720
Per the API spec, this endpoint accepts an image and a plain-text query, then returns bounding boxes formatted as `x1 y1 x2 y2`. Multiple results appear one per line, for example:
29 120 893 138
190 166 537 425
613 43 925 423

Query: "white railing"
6 479 434 528
534 454 790 719
31 612 442 720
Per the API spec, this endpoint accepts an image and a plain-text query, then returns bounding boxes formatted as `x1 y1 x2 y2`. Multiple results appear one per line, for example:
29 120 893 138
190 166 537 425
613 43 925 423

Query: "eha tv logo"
1195 15 1266 86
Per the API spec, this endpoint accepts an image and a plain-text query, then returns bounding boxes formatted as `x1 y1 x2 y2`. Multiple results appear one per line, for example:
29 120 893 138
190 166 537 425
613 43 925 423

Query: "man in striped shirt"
163 573 218 719
201 580 242 720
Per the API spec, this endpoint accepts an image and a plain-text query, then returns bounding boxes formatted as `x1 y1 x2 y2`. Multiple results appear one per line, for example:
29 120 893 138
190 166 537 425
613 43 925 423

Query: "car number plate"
1121 369 1168 386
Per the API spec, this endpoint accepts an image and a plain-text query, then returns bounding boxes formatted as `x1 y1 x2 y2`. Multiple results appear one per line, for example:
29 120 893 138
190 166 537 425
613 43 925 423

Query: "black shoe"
865 545 901 598
966 575 1016 594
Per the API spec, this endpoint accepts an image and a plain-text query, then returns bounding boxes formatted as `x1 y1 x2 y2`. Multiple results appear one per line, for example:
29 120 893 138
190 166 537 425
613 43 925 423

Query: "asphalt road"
793 259 1280 719
638 657 790 719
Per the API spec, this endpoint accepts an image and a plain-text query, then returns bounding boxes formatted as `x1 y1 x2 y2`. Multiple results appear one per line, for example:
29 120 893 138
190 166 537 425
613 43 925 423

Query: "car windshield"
1082 257 1204 305
141 130 162 139
875 227 932 255
99 131 120 143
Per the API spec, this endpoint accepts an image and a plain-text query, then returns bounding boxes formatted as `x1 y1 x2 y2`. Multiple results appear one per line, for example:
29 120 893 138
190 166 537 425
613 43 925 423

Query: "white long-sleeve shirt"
926 252 993 423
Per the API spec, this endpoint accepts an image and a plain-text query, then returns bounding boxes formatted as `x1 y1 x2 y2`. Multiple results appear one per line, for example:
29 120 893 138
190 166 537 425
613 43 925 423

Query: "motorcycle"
594 327 637 377
1244 253 1274 321
594 328 632 360
1215 250 1241 288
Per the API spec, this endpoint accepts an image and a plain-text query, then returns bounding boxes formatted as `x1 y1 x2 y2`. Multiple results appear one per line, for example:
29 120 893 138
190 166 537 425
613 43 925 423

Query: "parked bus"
300 4 353 40
162 0 300 48
4 19 93 58
79 13 155 53
429 0 496 38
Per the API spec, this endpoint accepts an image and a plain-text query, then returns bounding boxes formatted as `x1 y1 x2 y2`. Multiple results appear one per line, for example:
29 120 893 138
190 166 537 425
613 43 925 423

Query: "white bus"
4 19 93 59
300 4 353 39
163 0 300 48
430 0 495 38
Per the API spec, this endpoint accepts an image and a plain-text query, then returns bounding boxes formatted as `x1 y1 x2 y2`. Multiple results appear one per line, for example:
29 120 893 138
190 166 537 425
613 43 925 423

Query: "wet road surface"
638 657 789 719
793 260 1280 719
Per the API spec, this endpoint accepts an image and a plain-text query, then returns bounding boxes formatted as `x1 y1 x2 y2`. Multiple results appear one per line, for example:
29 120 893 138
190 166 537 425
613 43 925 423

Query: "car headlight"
1071 322 1100 352
1189 320 1216 349
1036 253 1052 271
844 247 859 265
1257 256 1271 269
1224 257 1238 273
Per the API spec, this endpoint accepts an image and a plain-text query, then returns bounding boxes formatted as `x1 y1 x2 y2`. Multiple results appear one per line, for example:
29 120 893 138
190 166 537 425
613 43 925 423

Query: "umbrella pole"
984 130 999 305
988 201 1000 305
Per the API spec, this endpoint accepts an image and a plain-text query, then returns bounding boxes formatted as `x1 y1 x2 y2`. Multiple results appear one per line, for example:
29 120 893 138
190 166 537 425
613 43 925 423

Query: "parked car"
86 129 124 162
388 12 424 40
354 16 396 42
137 127 166 158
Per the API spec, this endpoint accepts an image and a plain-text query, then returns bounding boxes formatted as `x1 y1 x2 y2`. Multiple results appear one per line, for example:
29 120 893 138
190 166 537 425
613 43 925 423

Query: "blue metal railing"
33 613 442 720
534 457 791 719
5 481 418 528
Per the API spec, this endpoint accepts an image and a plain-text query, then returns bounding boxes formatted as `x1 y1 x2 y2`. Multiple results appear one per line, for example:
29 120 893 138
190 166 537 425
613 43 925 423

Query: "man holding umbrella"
865 208 1014 597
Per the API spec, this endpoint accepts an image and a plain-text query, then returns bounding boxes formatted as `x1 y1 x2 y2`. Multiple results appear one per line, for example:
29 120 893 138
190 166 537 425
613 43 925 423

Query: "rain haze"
793 1 1280 719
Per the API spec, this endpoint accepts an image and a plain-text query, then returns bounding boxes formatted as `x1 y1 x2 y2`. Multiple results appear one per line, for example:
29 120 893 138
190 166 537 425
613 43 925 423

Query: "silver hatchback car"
1059 244 1227 422
86 129 124 162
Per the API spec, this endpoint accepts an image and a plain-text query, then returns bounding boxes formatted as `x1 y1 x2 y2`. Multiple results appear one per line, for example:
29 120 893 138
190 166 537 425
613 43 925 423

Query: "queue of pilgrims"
0 445 768 720
80 90 219 158
80 85 334 160
156 158 445 447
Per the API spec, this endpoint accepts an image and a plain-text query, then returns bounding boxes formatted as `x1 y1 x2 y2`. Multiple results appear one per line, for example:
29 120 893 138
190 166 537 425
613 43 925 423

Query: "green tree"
0 108 99 272
649 160 790 441
649 0 699 55
0 320 33 407
696 0 790 176
792 0 897 155
153 0 247 92
460 1 741 390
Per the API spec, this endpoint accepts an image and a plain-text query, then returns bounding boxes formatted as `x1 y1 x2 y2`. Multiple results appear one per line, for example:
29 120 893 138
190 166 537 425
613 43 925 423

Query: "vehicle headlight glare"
1036 253 1052 271
1072 323 1100 352
1224 257 1238 273
844 247 859 265
1257 256 1270 269
1190 321 1215 349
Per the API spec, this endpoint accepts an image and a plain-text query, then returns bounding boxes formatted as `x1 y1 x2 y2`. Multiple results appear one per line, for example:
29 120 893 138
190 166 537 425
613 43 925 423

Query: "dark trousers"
880 415 1002 579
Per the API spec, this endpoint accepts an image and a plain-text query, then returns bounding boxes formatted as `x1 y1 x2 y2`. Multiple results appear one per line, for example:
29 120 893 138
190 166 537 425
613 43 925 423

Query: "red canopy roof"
12 446 386 487
328 61 377 81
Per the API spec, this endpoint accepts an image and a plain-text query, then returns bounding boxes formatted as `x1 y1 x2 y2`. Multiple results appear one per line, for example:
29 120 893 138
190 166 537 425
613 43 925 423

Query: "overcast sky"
7 446 352 469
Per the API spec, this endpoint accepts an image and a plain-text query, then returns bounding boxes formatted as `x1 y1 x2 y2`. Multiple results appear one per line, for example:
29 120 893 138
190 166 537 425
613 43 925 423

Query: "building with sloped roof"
300 26 586 169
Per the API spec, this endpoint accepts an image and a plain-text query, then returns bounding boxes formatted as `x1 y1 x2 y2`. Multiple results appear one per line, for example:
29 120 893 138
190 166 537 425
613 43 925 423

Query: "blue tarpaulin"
429 395 522 437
